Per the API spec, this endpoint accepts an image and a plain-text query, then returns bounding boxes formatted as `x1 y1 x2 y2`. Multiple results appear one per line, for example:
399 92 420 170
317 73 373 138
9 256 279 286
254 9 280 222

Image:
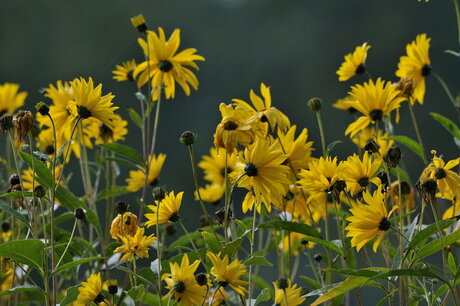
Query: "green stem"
408 104 427 163
178 220 208 273
316 112 327 156
453 0 460 49
247 205 258 305
155 199 162 306
432 71 458 109
53 220 77 273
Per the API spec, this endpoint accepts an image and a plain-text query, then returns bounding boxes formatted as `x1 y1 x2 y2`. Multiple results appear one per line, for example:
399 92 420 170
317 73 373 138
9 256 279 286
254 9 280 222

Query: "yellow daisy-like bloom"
278 231 314 255
340 152 382 196
76 273 107 305
195 183 225 203
230 137 291 213
344 78 405 137
419 151 460 199
21 165 63 191
133 27 205 100
0 268 14 294
206 252 250 296
396 34 431 104
346 187 397 252
390 180 415 213
145 191 183 226
109 212 139 241
0 83 27 116
67 77 119 129
113 227 156 262
274 185 321 224
232 83 290 134
336 43 371 82
441 194 460 220
240 190 283 214
126 153 166 192
162 253 207 305
213 103 255 151
94 114 128 144
130 14 146 31
333 96 357 113
198 148 239 185
277 125 313 174
351 127 394 157
273 279 306 306
112 59 137 82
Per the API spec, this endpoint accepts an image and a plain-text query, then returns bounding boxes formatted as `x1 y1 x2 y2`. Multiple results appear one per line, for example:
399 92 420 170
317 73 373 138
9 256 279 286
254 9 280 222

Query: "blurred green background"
1 0 459 303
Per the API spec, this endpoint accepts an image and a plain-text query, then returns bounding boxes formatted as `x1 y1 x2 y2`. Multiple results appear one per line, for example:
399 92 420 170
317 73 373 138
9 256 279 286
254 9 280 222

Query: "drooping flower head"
0 83 27 116
207 252 250 296
113 227 156 261
333 96 357 114
336 42 371 81
133 27 205 100
112 59 137 83
346 187 398 252
94 114 128 144
76 273 106 305
109 212 139 241
273 278 306 306
145 191 183 226
340 152 382 196
396 34 431 104
345 78 405 137
126 153 166 192
162 253 207 305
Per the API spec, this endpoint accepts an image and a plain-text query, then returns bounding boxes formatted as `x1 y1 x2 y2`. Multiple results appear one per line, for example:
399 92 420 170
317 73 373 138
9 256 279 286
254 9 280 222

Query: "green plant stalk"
408 104 427 163
432 71 458 109
53 219 77 273
27 134 38 236
396 169 406 306
454 0 460 49
223 151 230 242
155 200 162 306
316 111 327 156
247 206 258 305
178 220 208 274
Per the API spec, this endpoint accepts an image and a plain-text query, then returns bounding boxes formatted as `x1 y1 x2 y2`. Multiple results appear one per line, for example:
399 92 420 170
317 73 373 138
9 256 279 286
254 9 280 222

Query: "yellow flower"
130 14 147 32
103 279 118 295
67 77 118 129
351 127 394 157
419 151 460 199
441 194 460 220
345 78 405 137
109 212 139 241
340 152 381 196
145 191 183 226
278 231 314 255
94 114 128 144
346 187 397 252
273 279 306 306
208 287 230 306
336 42 371 81
195 183 225 203
396 34 431 104
0 268 14 294
333 96 357 113
126 153 166 192
230 137 291 213
112 60 137 82
113 227 156 261
133 27 205 100
1 223 12 242
0 83 27 116
207 252 250 296
232 83 290 134
76 273 107 305
277 125 313 174
198 148 239 185
162 253 207 305
213 103 255 151
390 180 415 213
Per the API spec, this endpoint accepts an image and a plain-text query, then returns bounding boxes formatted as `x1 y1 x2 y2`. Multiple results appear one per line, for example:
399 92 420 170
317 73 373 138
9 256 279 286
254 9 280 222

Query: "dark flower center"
244 163 258 177
150 178 159 187
0 110 6 117
169 212 180 222
158 60 173 72
277 277 289 289
421 64 432 77
358 177 369 188
195 273 207 286
355 63 367 75
127 70 134 81
99 123 113 141
260 115 268 123
94 293 105 304
1 222 10 232
435 168 446 180
223 121 238 130
45 145 55 155
369 109 383 121
174 281 186 293
347 107 357 114
400 181 411 195
218 281 228 287
108 285 118 295
378 217 391 231
77 105 92 119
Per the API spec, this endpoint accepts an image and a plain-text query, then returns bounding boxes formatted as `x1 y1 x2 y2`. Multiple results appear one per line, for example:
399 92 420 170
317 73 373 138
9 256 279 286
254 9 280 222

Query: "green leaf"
418 230 460 258
53 257 104 275
377 289 398 306
309 276 371 306
60 285 79 306
0 191 34 198
104 157 140 169
387 135 425 161
97 185 130 201
303 237 344 255
254 288 271 306
19 151 54 188
430 112 460 140
0 202 30 228
368 269 443 282
201 231 221 254
448 252 457 275
0 240 44 274
100 143 145 167
410 219 456 247
299 276 321 290
127 106 142 129
331 268 387 278
127 284 145 302
258 220 321 238
244 256 273 267
390 167 410 183
0 285 43 297
223 237 243 259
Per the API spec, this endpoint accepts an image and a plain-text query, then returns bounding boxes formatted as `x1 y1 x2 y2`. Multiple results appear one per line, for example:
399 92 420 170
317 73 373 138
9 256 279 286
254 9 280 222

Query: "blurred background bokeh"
1 0 459 303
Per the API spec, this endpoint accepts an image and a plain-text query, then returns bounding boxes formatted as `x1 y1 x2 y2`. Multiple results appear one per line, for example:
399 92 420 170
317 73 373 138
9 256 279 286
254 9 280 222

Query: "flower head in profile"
340 152 382 195
419 151 460 200
232 83 290 134
94 114 128 144
109 212 138 241
333 96 357 114
396 34 431 104
145 191 183 226
130 14 147 33
162 253 207 305
112 59 137 82
230 137 291 213
67 77 118 129
346 187 398 252
336 42 371 81
207 252 250 296
113 227 156 261
0 83 27 116
273 278 306 306
345 78 405 137
76 273 107 305
133 27 205 100
214 103 254 151
390 180 415 213
126 153 166 192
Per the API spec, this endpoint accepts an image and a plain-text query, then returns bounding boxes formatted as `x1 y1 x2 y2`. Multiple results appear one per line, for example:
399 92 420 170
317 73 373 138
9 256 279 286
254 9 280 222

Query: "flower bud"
364 140 380 154
195 273 207 286
153 187 166 201
307 97 322 112
277 277 289 289
115 201 128 215
130 14 147 33
0 115 13 133
385 146 401 168
74 208 87 224
35 102 50 116
33 185 46 198
314 254 322 262
9 174 20 186
215 207 231 225
179 131 196 146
